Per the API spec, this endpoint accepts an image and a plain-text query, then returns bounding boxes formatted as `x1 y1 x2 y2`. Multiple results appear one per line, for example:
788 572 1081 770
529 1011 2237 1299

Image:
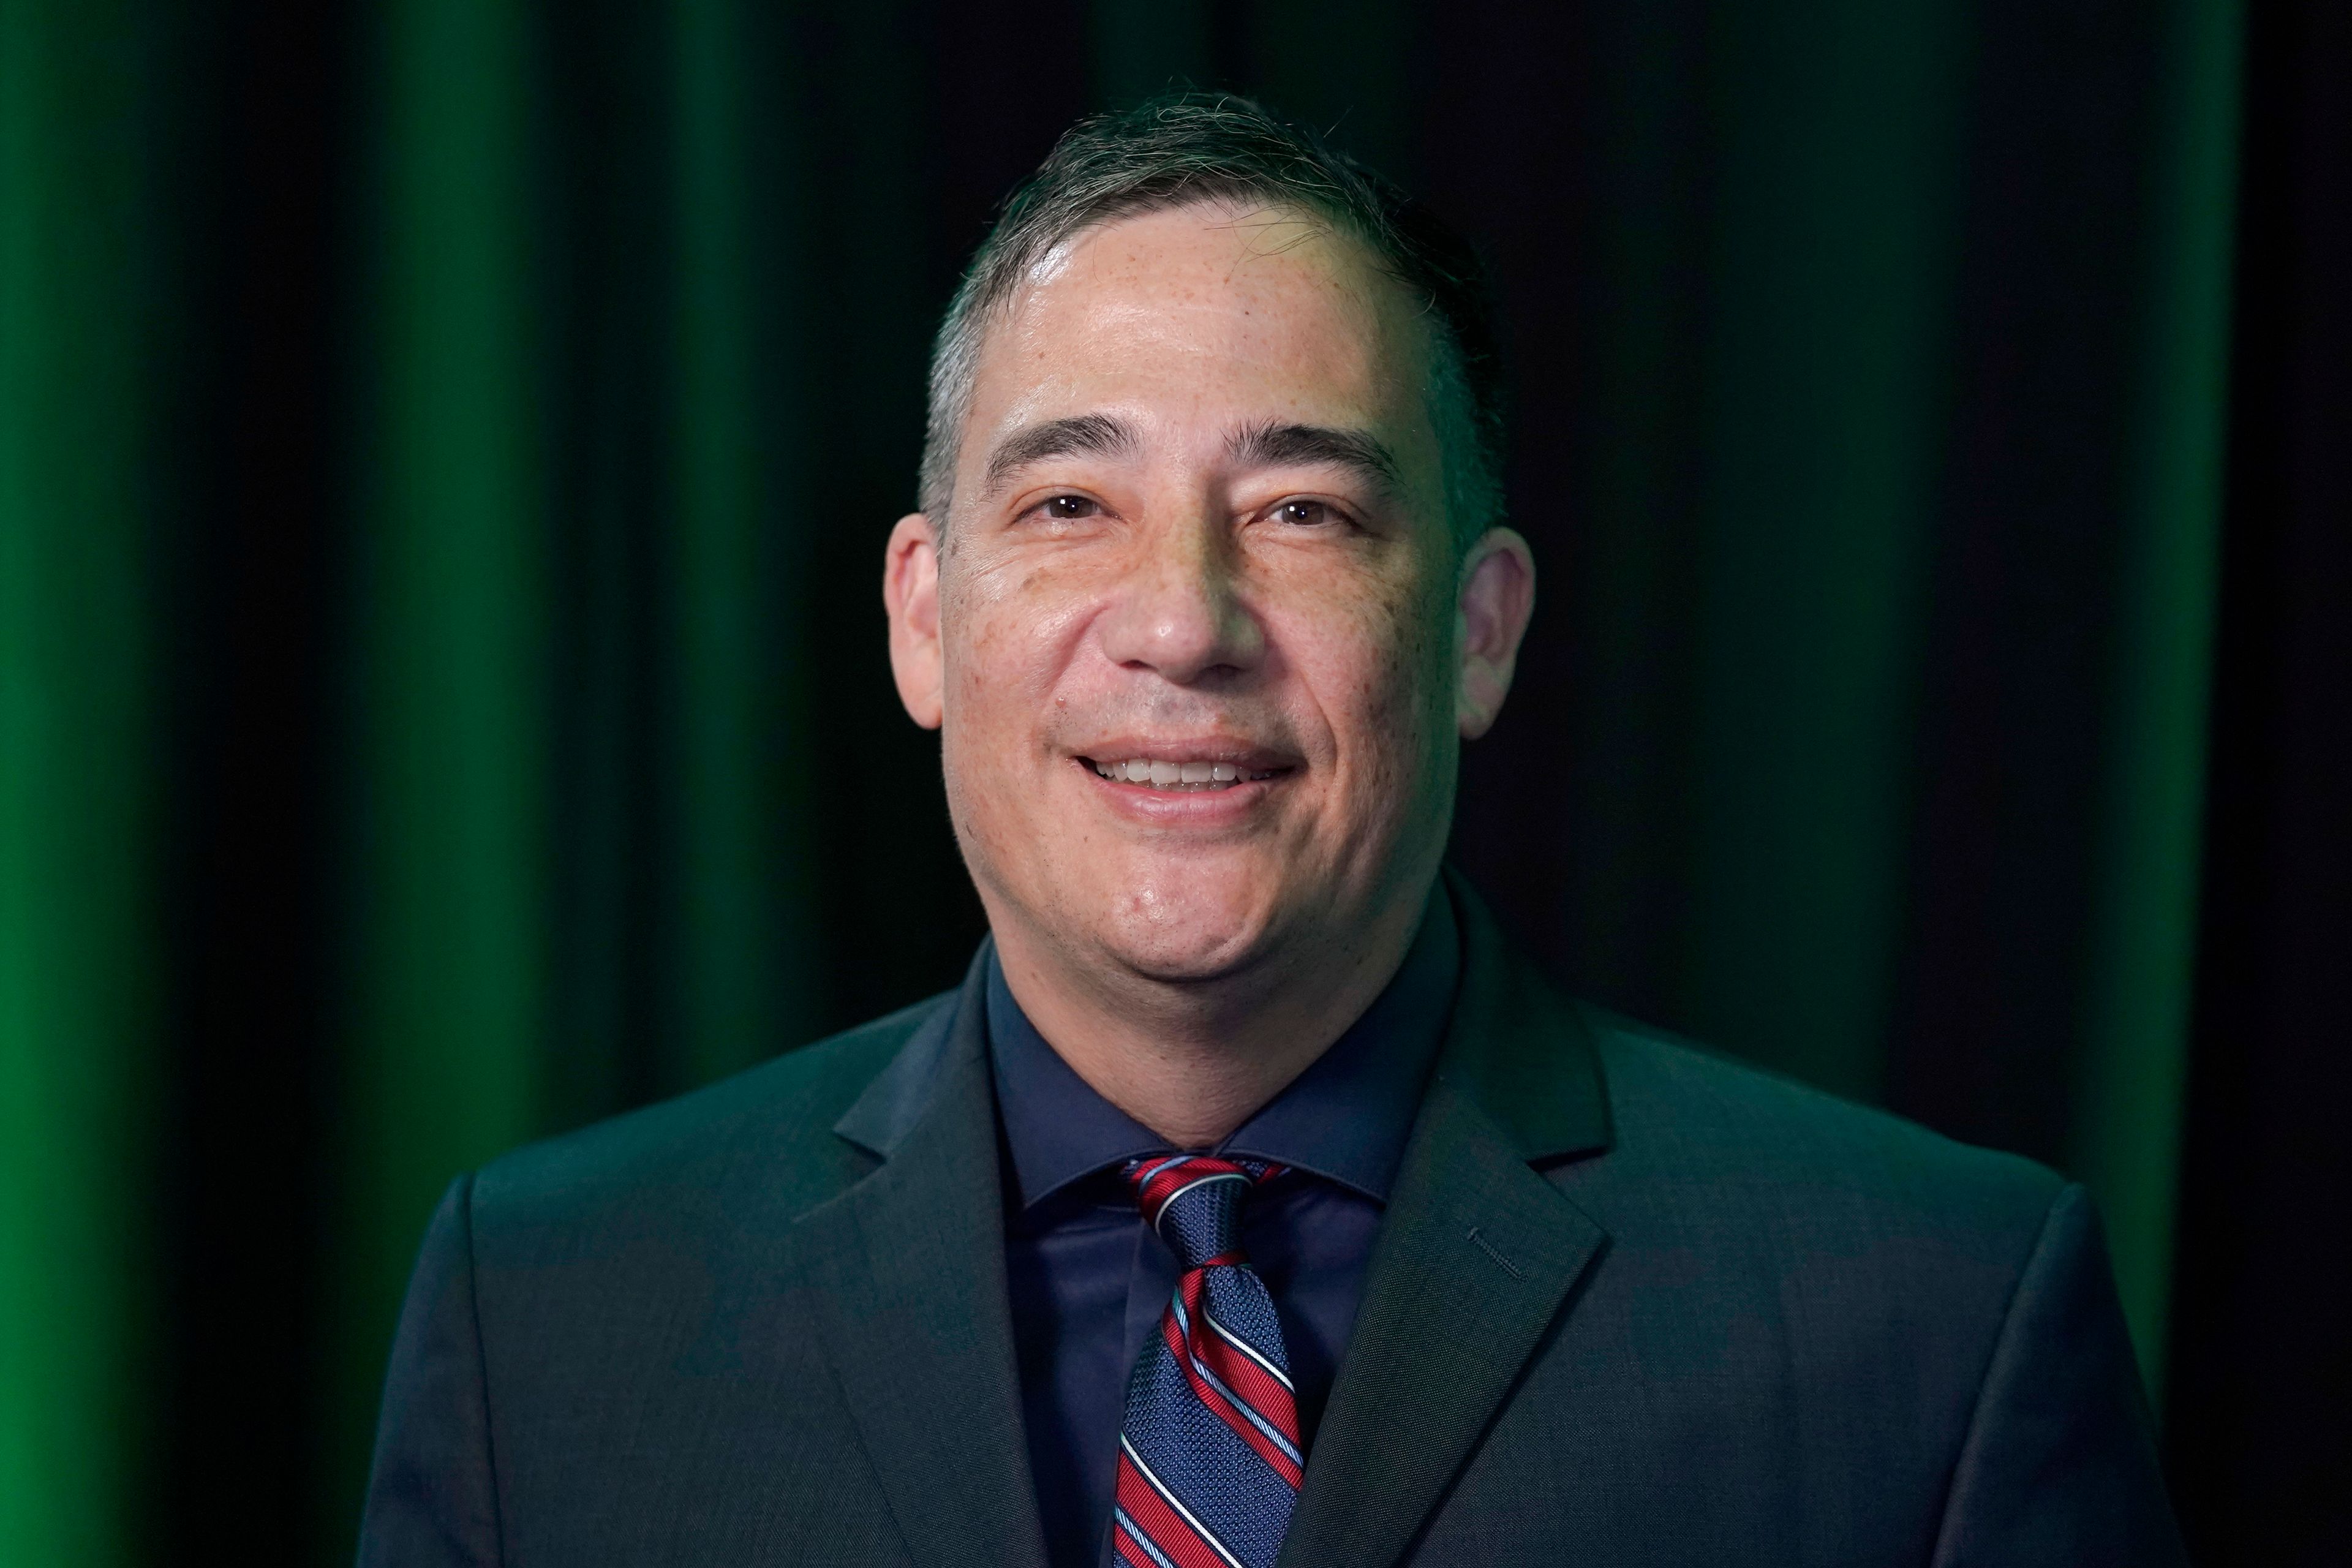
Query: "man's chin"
1085 900 1283 987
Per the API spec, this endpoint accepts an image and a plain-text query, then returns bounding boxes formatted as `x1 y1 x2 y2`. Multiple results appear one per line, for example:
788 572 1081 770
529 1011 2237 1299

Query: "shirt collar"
987 886 1460 1210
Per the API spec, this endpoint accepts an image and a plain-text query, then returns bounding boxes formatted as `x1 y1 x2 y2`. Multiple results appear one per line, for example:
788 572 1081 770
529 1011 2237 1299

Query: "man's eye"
1039 494 1099 520
1273 499 1339 527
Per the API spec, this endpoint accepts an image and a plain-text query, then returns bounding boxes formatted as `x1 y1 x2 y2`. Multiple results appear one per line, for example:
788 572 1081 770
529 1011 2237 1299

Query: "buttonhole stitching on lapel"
1466 1226 1524 1280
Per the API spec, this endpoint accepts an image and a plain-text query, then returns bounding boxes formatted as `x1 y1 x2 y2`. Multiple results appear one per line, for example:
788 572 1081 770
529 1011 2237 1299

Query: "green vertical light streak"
673 0 814 1084
1687 0 1966 1101
2071 0 2242 1397
341 0 545 1527
0 3 151 1563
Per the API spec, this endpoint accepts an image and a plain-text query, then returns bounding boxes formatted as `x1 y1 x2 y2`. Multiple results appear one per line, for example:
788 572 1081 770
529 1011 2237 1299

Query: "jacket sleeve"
1929 1183 2186 1567
356 1174 503 1567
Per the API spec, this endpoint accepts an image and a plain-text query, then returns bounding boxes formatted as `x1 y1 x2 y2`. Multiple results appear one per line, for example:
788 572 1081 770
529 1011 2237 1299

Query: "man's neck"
986 893 1429 1149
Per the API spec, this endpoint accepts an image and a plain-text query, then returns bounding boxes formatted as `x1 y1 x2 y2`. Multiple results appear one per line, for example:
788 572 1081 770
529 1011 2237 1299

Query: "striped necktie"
1112 1154 1302 1568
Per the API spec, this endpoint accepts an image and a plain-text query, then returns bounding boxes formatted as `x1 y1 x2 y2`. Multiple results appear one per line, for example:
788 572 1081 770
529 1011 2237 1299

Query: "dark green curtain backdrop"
2 0 2313 1561
2 6 153 1562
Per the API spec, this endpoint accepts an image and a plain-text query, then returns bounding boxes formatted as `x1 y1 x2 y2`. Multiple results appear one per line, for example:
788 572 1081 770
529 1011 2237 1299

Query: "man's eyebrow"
981 413 1142 498
1225 420 1402 496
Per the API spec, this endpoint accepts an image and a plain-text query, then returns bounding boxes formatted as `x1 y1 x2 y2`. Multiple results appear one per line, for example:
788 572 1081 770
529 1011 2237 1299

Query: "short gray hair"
917 94 1507 545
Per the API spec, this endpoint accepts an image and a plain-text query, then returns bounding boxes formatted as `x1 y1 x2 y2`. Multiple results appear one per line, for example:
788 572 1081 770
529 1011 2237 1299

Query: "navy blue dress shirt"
988 891 1460 1568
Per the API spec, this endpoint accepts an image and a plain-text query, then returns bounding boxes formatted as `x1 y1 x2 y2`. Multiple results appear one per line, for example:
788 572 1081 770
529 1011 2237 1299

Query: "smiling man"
360 97 2183 1568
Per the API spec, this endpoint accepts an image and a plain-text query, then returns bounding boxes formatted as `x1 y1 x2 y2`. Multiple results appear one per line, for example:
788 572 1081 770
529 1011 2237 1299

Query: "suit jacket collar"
1429 865 1613 1166
1276 870 1614 1567
797 944 1050 1568
830 943 986 1161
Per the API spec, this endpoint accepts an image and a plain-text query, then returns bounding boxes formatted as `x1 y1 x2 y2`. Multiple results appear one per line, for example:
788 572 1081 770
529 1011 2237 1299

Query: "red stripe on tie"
1160 1312 1305 1488
1178 1275 1300 1447
1117 1452 1237 1568
1131 1154 1190 1189
1110 1517 1158 1568
1128 1157 1289 1227
1139 1162 1238 1223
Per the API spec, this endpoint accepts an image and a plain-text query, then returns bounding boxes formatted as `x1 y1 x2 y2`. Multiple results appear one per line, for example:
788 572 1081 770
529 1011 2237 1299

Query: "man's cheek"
949 611 1038 711
1351 580 1444 718
958 577 1099 699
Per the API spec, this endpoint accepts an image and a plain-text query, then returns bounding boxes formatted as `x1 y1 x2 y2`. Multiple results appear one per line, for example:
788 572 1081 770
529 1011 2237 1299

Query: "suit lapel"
1277 874 1614 1568
790 953 1049 1568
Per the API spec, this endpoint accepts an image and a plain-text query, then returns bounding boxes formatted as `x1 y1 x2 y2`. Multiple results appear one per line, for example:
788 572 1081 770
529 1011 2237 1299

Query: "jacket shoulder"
1574 1003 2067 1238
469 990 954 1232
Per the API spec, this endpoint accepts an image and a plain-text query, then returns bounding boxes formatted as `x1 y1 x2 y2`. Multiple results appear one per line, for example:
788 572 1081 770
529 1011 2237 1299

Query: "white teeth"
1091 756 1268 789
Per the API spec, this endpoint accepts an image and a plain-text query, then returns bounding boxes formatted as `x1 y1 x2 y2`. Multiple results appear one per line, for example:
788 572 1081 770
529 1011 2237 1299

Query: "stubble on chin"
1079 872 1287 986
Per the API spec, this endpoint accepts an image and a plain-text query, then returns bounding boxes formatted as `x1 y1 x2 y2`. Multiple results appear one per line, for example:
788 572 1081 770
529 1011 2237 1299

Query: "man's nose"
1095 511 1266 685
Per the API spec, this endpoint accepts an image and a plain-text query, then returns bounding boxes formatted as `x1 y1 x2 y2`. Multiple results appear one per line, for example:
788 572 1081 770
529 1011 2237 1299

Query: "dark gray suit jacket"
360 880 2184 1565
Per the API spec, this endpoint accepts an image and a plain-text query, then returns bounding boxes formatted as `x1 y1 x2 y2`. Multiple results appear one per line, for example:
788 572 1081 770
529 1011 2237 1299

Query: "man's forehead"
1025 201 1353 288
965 203 1436 465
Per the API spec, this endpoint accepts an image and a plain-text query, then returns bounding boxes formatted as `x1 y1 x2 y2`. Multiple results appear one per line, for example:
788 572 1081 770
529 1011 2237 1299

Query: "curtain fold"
2069 0 2241 1387
0 3 156 1562
340 0 548 1523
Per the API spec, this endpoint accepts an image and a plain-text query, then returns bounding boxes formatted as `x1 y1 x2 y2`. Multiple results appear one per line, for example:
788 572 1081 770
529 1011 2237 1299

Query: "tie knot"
1124 1155 1285 1270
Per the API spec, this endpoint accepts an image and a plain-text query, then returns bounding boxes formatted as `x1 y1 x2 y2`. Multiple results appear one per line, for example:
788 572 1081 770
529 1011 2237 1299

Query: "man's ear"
883 513 944 729
1455 526 1536 740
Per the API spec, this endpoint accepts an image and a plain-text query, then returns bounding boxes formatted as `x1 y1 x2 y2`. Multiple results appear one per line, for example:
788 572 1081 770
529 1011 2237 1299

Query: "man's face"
886 202 1529 989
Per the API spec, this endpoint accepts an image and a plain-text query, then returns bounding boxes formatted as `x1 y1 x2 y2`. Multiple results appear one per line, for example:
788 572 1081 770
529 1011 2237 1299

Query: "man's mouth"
1082 756 1287 791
